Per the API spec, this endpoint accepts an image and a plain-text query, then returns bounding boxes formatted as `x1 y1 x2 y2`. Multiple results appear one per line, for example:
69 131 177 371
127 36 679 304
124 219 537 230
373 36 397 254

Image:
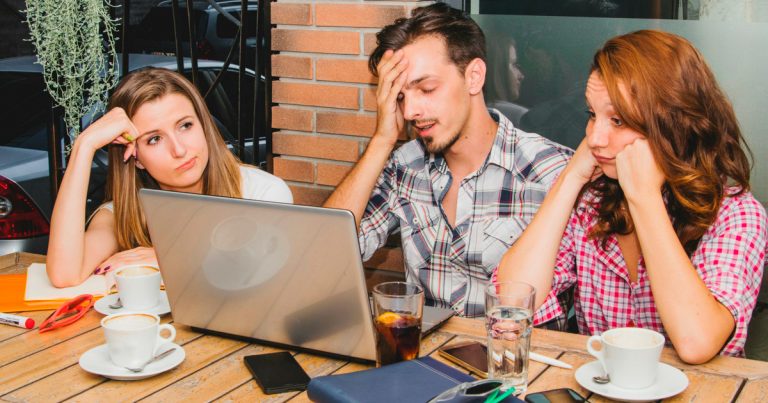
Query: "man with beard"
324 4 571 318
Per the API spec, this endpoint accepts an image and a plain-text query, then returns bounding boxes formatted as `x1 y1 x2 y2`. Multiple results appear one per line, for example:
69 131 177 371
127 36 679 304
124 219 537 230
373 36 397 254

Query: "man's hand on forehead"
373 49 408 145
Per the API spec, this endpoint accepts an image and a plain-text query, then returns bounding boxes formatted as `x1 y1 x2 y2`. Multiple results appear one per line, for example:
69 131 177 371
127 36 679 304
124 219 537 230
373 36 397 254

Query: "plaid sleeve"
528 140 573 189
533 209 578 326
691 192 767 356
358 158 401 261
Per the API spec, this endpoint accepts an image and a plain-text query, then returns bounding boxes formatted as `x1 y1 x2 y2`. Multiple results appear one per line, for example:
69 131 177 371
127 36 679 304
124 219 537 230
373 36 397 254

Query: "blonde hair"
105 68 242 250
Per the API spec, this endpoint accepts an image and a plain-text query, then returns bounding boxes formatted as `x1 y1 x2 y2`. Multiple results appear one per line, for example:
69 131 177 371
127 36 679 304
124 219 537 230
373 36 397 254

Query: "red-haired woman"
496 30 766 363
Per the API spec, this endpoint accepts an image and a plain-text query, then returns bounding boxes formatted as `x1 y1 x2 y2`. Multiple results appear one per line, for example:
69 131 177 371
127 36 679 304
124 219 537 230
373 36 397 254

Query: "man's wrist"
367 134 398 155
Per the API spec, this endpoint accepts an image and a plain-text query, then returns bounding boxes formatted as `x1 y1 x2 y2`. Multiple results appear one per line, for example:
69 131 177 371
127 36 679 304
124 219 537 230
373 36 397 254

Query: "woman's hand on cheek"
565 138 602 185
93 246 158 275
76 107 140 160
616 138 664 201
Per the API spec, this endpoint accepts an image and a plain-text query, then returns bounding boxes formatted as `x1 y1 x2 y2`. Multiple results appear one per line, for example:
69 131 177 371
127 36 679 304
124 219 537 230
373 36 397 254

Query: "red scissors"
38 294 94 333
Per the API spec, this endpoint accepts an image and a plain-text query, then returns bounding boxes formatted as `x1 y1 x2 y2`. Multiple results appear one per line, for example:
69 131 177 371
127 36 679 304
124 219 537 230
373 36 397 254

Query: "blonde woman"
47 68 292 287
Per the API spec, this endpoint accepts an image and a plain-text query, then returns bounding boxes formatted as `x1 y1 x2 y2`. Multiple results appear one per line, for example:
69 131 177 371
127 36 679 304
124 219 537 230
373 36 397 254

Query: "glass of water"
485 281 536 393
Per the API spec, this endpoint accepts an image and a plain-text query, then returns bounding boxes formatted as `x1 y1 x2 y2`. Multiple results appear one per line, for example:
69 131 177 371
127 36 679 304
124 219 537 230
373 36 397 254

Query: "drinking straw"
485 386 515 403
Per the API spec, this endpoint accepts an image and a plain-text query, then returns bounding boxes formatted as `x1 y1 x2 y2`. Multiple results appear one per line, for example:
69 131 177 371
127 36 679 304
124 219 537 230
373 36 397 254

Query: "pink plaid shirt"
536 188 767 357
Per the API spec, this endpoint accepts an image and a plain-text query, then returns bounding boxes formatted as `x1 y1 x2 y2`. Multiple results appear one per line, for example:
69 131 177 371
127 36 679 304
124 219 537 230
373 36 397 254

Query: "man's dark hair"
368 3 486 77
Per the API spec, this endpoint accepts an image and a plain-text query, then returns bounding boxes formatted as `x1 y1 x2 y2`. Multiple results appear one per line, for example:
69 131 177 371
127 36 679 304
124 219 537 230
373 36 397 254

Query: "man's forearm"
323 137 396 228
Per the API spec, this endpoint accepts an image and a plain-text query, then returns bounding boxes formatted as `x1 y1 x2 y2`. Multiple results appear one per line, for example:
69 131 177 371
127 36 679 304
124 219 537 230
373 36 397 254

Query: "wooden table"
2 253 767 402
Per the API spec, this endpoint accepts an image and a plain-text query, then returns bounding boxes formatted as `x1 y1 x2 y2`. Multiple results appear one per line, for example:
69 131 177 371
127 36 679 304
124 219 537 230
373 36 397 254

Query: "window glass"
474 2 768 204
136 8 207 41
0 73 48 150
216 11 258 39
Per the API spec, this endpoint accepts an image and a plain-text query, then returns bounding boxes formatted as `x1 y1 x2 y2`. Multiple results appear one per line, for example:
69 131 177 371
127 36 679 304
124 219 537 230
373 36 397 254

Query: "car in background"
128 0 258 65
0 53 264 255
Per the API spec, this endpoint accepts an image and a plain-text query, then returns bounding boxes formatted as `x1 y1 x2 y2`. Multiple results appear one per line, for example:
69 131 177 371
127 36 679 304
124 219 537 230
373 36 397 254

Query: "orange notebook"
1 263 113 312
0 274 62 312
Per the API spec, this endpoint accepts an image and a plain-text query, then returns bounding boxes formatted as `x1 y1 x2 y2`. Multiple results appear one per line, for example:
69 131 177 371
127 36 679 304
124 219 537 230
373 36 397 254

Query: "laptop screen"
139 189 378 362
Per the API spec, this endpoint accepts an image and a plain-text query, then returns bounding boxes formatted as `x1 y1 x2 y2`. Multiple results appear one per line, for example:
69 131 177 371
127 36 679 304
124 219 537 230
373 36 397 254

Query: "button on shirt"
358 110 572 317
536 188 767 356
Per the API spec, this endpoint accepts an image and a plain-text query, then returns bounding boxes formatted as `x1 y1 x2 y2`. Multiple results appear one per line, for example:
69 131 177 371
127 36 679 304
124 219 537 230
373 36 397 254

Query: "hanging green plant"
25 0 120 141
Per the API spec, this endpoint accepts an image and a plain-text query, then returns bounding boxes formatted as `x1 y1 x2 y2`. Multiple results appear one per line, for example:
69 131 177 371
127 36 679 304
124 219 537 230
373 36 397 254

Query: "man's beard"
411 120 461 154
420 130 461 154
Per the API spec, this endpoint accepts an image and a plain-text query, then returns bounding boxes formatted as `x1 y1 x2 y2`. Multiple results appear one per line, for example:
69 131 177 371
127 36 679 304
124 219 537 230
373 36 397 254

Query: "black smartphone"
243 352 311 394
438 340 488 377
524 388 587 403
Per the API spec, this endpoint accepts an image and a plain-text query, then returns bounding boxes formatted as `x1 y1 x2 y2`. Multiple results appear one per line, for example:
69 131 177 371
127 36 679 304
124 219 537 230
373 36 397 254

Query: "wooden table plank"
442 317 768 379
211 352 348 403
4 330 203 402
0 327 109 395
667 371 742 403
213 381 296 403
288 394 313 403
3 254 767 402
320 361 368 377
587 370 743 403
0 311 103 366
66 335 247 402
736 378 768 402
420 331 456 356
0 310 56 343
3 361 106 402
523 352 593 398
0 252 45 273
141 344 282 403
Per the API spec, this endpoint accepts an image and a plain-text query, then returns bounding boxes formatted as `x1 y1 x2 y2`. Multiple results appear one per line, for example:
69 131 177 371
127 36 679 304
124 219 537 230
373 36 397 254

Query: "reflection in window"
475 0 768 204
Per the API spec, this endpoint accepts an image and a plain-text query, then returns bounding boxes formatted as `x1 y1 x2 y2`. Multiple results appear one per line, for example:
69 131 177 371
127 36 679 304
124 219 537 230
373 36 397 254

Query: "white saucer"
79 343 185 381
94 291 171 316
575 360 688 402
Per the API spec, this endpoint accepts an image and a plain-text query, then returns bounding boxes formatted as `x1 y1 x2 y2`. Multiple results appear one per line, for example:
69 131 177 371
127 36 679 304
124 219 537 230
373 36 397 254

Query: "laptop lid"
139 189 378 362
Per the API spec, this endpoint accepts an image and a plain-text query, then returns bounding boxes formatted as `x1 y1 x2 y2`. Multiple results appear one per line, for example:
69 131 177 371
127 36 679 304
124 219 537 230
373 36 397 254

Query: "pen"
529 352 572 369
493 350 573 370
0 312 35 329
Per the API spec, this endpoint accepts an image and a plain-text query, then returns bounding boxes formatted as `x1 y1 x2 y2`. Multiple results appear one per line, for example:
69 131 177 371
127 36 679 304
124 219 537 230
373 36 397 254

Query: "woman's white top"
97 165 293 213
239 165 293 203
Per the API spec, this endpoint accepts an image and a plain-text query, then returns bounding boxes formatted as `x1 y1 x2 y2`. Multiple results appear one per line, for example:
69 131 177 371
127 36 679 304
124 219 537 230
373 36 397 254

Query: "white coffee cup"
101 312 176 368
587 327 665 389
115 265 162 310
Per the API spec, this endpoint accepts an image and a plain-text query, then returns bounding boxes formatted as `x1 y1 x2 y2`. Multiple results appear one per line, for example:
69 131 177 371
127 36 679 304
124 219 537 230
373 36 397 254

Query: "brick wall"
270 0 432 205
270 0 433 272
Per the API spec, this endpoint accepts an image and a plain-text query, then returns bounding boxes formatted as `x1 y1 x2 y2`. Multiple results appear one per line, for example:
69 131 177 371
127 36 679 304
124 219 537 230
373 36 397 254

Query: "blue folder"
307 356 522 403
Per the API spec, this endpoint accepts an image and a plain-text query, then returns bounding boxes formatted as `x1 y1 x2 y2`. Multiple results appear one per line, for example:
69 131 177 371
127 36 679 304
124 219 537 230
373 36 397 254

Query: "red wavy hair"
585 30 752 254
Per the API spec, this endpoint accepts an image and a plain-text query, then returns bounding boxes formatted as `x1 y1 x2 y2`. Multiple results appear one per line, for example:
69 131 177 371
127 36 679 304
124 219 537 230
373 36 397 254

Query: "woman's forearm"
46 140 101 286
497 169 586 308
629 193 734 364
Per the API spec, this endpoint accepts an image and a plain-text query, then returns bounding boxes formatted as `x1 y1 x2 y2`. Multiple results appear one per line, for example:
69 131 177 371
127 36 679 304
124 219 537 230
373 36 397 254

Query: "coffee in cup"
587 327 665 389
101 312 176 368
115 265 162 310
117 266 159 277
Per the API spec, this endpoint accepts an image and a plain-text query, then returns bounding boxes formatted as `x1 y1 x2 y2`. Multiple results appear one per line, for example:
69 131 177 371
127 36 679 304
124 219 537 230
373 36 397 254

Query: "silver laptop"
139 189 453 363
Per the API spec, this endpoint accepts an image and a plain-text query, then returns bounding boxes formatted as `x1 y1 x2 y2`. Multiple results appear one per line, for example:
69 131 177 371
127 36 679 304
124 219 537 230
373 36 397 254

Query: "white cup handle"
155 323 176 353
587 335 608 374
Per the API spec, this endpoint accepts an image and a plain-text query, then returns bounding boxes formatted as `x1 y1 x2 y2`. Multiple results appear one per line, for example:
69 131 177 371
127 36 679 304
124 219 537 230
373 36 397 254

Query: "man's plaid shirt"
358 110 572 317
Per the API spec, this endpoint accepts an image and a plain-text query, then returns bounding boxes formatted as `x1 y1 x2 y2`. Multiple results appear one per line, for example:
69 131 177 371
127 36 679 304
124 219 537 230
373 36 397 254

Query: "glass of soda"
372 281 424 367
485 281 536 394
